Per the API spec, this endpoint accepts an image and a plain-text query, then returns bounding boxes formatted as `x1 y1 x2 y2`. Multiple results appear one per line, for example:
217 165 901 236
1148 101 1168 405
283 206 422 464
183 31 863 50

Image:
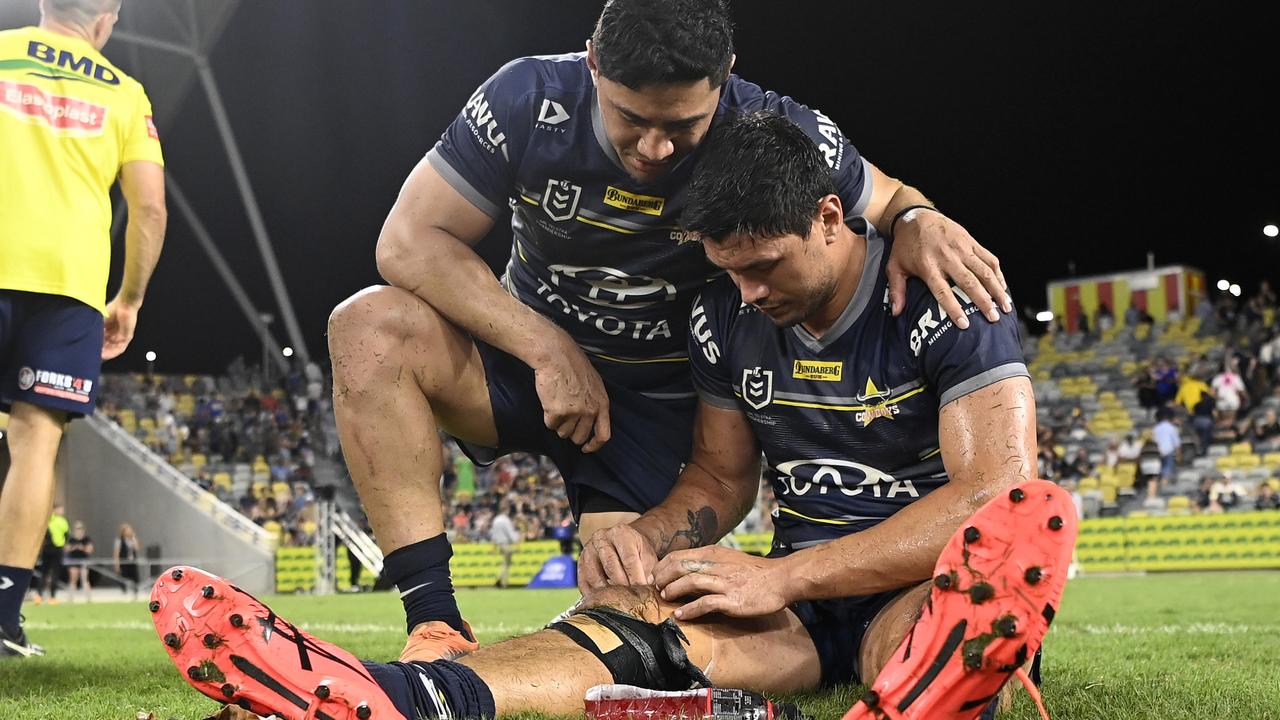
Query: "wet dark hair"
592 0 734 89
683 110 836 241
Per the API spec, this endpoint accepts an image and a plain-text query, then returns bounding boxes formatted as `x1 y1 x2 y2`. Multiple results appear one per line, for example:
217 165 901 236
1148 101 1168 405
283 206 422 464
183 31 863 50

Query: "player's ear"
586 40 599 77
819 194 843 243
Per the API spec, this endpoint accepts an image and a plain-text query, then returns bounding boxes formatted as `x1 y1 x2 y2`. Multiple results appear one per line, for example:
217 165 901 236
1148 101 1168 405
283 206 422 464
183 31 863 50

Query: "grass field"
2 571 1278 720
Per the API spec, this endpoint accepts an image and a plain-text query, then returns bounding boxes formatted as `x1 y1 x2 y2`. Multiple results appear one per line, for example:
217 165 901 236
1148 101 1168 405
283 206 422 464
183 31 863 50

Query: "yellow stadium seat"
1101 485 1118 503
1167 495 1191 512
252 481 269 499
1231 442 1253 456
190 453 207 469
1235 455 1261 469
1078 477 1100 492
213 472 233 491
1263 453 1280 468
271 481 290 497
139 417 156 431
1216 455 1238 470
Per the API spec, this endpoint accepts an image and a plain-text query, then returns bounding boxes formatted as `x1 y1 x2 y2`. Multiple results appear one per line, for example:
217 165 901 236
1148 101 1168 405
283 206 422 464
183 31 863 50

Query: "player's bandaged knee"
549 607 711 690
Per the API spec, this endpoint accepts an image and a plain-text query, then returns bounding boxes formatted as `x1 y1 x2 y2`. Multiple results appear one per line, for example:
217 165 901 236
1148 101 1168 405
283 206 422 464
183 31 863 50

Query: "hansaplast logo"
792 360 843 381
603 186 665 216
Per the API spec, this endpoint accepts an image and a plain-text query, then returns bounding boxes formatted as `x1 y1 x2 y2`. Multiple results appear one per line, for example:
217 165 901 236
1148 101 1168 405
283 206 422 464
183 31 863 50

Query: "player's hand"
102 295 142 360
530 328 612 452
885 210 1010 329
578 523 659 592
653 545 794 620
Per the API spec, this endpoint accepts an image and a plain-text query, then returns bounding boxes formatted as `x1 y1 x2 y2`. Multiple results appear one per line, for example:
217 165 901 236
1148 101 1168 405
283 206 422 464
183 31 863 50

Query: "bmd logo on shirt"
741 367 774 410
542 179 582 221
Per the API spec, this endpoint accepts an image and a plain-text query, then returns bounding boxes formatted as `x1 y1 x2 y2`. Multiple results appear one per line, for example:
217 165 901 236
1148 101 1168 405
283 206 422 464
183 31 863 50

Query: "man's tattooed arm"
657 506 719 556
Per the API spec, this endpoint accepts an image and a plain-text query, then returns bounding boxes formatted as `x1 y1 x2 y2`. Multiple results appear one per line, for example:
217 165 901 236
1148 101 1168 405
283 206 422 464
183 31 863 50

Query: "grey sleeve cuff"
849 156 874 216
938 362 1031 407
425 148 503 218
697 389 740 410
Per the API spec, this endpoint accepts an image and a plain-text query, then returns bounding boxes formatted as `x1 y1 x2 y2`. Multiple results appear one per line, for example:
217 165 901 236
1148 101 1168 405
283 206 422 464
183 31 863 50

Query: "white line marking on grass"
23 621 544 635
1055 623 1280 636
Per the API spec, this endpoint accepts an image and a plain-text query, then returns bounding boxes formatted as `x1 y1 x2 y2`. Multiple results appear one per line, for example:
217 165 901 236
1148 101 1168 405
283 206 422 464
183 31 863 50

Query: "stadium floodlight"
1230 284 1242 297
282 346 294 358
145 350 157 362
1265 224 1279 238
1036 310 1054 322
1217 279 1230 291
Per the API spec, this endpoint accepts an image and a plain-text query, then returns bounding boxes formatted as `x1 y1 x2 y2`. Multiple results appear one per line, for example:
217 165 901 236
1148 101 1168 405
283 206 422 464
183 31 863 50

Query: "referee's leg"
0 402 67 627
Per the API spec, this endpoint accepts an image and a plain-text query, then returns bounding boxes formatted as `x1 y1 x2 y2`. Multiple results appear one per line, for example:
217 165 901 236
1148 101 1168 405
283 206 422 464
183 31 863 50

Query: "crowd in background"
1037 281 1280 514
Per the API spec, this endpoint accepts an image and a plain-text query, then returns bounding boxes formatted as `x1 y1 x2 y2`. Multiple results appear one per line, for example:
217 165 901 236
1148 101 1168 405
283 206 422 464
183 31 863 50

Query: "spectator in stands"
1212 358 1249 421
1117 432 1143 463
1138 435 1164 501
1249 408 1280 450
113 523 141 601
1133 365 1160 417
1210 473 1244 512
489 503 519 589
1153 356 1179 404
1175 373 1212 416
1060 447 1092 482
1124 303 1142 327
1037 445 1062 483
1194 475 1217 513
1153 407 1181 485
1097 303 1115 333
63 521 93 603
1256 483 1280 511
33 505 68 605
1103 438 1121 468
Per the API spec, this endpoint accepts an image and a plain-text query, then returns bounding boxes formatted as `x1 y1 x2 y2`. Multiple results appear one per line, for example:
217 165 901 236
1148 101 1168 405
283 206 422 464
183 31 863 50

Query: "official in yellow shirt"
0 0 166 659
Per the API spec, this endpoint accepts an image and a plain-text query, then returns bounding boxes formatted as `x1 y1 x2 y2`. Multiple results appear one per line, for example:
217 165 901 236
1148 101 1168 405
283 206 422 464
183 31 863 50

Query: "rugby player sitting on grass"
149 112 1074 720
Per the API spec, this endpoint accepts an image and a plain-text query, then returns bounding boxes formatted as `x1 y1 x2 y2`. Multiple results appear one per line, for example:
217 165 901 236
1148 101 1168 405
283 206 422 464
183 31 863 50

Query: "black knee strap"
549 607 712 690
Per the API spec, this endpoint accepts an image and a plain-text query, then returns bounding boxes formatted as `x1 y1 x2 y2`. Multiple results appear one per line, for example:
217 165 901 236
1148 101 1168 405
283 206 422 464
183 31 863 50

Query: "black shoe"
0 618 44 658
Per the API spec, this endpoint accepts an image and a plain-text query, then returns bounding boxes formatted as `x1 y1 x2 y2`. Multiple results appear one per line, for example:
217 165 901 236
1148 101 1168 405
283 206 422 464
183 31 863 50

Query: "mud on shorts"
452 341 695 519
0 290 104 418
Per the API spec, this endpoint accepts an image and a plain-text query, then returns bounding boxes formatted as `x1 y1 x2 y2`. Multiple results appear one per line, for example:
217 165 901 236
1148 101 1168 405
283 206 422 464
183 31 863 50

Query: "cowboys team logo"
17 367 35 391
542 178 582 221
741 367 774 410
856 378 899 427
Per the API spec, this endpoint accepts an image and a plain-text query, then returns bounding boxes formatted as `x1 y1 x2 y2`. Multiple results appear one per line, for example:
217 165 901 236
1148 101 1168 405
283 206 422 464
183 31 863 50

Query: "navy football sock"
383 534 467 637
0 565 33 630
363 659 496 719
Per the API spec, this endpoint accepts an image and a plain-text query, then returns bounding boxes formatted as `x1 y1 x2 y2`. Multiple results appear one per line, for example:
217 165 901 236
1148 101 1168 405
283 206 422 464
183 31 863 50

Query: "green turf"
1 572 1277 719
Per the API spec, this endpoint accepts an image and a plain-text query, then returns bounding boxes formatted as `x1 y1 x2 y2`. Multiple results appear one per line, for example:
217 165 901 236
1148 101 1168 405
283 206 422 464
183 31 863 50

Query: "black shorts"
453 341 695 518
788 589 908 687
0 290 104 417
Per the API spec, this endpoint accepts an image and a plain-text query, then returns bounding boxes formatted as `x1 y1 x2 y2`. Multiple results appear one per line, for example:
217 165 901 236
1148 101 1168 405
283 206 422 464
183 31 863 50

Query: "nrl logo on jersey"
741 367 774 410
542 179 582 221
855 378 900 427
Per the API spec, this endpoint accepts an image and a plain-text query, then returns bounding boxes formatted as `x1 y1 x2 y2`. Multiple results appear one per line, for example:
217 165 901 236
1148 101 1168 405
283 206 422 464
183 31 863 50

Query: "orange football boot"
150 565 405 720
844 480 1076 720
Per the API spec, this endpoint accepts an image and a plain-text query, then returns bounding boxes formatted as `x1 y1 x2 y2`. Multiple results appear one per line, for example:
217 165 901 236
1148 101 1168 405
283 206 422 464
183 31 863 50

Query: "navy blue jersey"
688 231 1029 549
428 53 872 398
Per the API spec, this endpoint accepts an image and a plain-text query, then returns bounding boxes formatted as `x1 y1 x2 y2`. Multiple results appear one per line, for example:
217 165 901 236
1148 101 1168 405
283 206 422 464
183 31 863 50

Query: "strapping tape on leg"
549 607 711 690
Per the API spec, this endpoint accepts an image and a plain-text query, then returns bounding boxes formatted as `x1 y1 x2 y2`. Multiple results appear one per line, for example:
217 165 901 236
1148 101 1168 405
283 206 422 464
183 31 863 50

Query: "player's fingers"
550 413 578 439
582 400 611 453
673 594 731 621
971 244 1010 312
660 571 725 602
577 550 604 593
616 540 653 587
886 261 911 317
652 549 703 587
568 414 594 446
955 253 1001 323
592 537 630 587
930 267 970 330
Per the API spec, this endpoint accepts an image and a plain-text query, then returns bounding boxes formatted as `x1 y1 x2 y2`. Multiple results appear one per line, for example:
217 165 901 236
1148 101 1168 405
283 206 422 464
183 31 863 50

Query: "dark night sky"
8 1 1278 373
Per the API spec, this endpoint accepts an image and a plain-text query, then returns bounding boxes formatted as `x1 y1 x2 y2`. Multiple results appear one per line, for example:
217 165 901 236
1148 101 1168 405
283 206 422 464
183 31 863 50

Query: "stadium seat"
1167 495 1191 513
1231 442 1253 456
190 453 207 469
